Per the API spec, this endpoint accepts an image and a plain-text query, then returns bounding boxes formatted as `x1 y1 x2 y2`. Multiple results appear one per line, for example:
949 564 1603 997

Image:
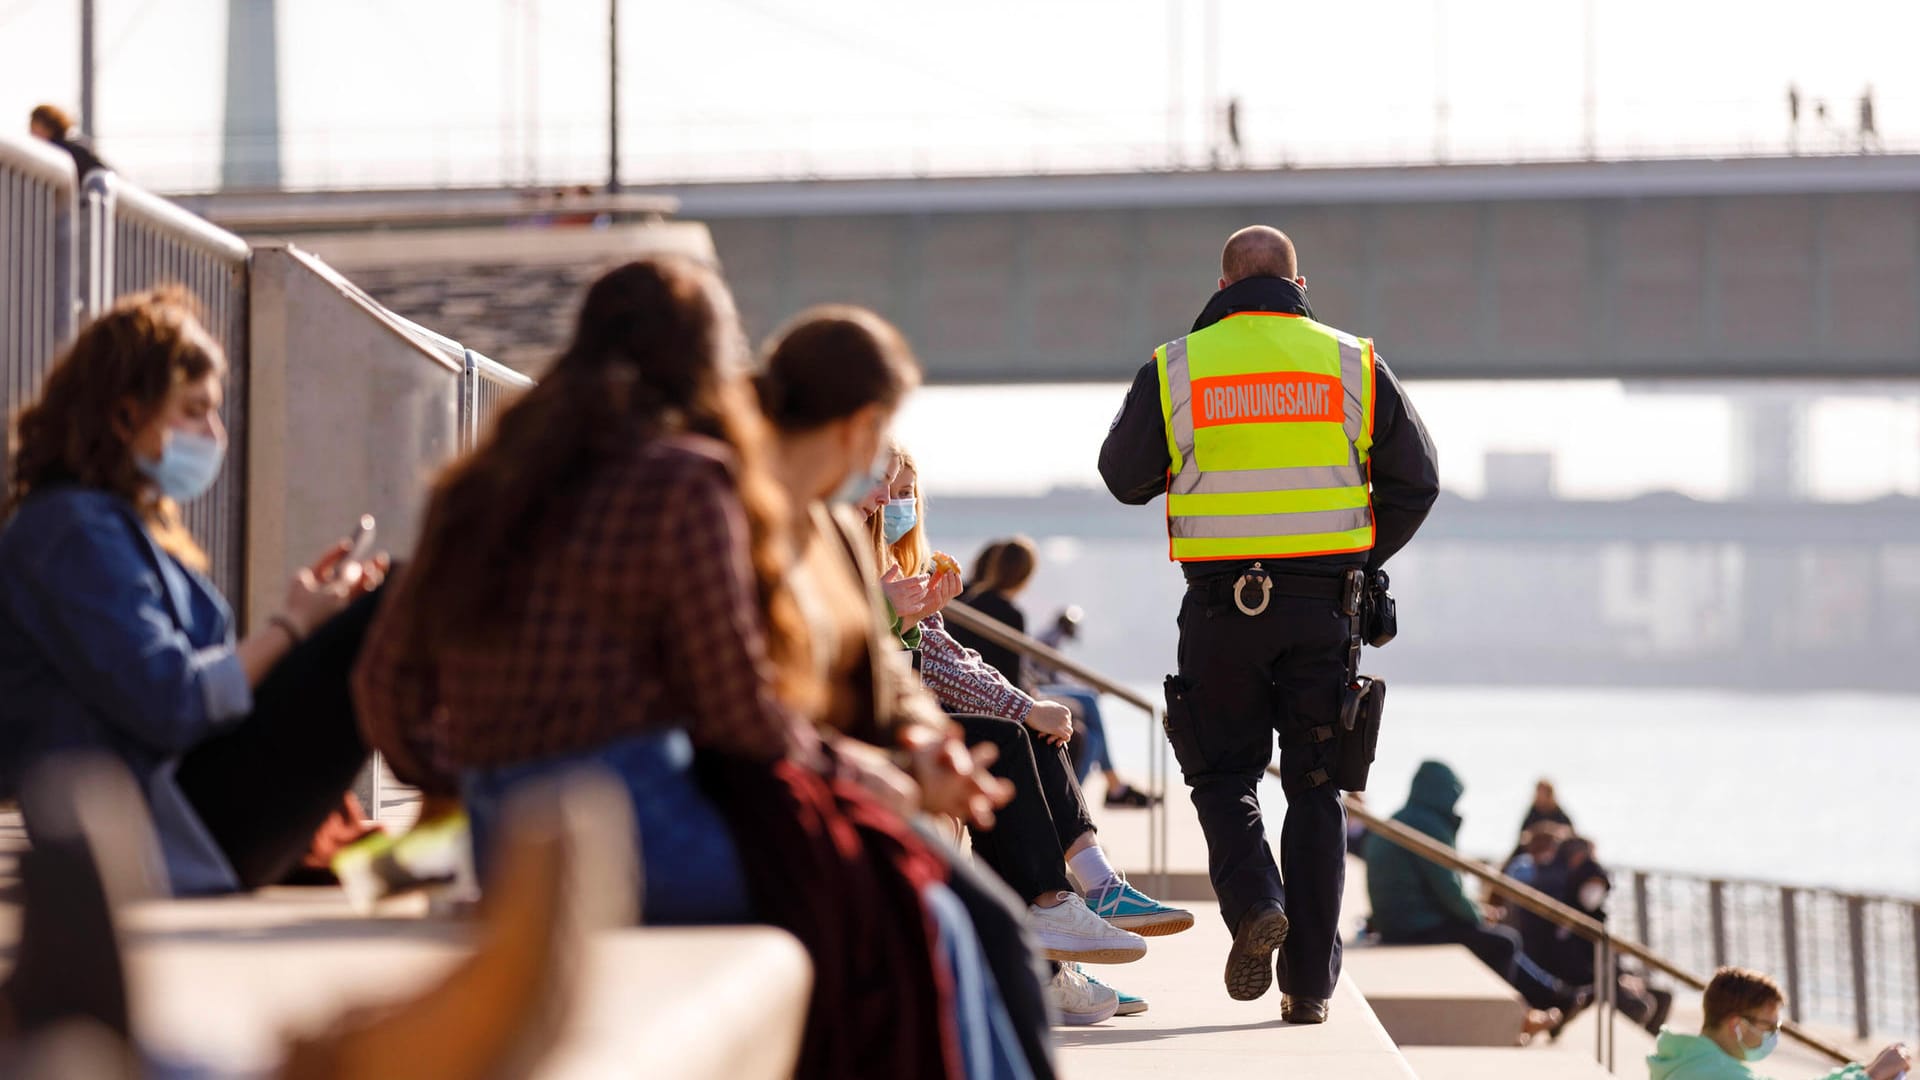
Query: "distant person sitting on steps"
1647 966 1911 1080
1522 778 1574 834
1028 606 1157 807
1366 761 1589 1033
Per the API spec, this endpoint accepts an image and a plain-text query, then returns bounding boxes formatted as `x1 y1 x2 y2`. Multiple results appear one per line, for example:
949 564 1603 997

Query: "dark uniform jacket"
1098 275 1440 583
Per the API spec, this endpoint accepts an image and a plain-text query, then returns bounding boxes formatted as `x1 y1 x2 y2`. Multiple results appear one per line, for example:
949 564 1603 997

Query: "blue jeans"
461 730 752 925
1041 686 1113 783
924 882 1033 1080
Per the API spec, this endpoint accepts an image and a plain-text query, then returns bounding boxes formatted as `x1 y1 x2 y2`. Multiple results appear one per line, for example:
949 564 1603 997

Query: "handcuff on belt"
1232 562 1273 616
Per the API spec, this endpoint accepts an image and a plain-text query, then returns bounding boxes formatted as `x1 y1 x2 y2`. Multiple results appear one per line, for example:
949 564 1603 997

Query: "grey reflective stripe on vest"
1169 507 1373 539
1170 462 1365 496
1165 336 1196 470
1164 331 1369 496
1335 332 1366 442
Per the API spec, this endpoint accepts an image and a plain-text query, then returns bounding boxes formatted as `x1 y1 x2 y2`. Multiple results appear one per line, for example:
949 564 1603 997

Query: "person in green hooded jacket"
1648 967 1910 1080
1364 760 1584 1016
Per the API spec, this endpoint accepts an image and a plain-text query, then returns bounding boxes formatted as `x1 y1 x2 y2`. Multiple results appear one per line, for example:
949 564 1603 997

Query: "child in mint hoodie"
1648 967 1909 1080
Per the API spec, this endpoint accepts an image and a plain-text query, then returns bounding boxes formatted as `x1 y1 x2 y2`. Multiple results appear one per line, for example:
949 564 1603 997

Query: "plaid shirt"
353 435 807 793
915 612 1034 723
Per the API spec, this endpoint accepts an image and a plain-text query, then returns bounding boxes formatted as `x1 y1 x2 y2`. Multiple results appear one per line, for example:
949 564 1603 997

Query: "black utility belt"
1191 571 1344 609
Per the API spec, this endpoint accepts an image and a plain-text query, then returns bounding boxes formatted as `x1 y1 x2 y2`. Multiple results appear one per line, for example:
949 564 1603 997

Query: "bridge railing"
1626 865 1920 1042
1 135 81 506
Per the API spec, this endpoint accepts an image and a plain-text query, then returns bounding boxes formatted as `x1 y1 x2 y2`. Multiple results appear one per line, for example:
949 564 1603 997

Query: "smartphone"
333 514 376 582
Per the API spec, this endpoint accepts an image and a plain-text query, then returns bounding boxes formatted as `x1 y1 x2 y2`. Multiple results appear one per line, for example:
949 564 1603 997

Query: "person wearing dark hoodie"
1364 761 1587 1023
1647 967 1908 1080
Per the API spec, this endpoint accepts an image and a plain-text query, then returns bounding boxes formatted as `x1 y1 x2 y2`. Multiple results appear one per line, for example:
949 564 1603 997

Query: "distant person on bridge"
1859 86 1881 153
1647 966 1911 1080
1788 84 1802 154
27 103 108 179
1099 223 1439 1024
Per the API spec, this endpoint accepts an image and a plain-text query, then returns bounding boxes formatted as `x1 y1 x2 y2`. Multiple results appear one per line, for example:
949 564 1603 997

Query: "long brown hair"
393 258 810 699
6 287 220 571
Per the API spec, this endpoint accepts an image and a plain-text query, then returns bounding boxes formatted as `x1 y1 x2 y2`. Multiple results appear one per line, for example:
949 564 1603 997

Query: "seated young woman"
0 289 387 896
866 448 1195 1019
754 304 1079 1076
353 259 1038 1080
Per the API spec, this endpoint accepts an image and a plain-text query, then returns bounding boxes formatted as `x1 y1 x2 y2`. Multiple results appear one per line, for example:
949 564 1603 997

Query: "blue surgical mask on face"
1740 1022 1779 1062
881 498 918 543
136 430 226 503
832 447 891 507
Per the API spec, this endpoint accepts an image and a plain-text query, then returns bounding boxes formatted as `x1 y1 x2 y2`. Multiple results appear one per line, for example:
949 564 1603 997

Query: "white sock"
1068 844 1121 893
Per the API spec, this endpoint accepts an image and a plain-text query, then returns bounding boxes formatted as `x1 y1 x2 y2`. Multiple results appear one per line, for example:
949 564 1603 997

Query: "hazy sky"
8 0 1919 500
5 0 1919 190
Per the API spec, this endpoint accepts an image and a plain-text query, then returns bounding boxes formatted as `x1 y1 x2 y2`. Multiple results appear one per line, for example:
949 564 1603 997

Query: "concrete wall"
245 244 461 630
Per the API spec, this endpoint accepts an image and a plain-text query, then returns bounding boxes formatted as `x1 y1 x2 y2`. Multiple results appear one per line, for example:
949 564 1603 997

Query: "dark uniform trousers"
1166 585 1349 1001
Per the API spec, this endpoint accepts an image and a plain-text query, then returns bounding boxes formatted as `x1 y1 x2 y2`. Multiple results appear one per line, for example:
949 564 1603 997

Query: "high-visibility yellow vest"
1154 312 1377 562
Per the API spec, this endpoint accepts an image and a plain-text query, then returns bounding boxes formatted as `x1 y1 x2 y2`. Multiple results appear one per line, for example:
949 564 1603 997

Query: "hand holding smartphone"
330 514 377 585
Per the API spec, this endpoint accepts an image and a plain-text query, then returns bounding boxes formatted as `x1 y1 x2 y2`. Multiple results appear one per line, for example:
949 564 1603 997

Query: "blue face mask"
832 447 891 507
881 498 918 543
1739 1022 1779 1062
136 430 226 504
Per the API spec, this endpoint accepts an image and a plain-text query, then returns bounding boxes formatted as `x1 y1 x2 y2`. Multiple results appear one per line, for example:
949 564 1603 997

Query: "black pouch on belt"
1334 675 1386 791
1362 571 1397 648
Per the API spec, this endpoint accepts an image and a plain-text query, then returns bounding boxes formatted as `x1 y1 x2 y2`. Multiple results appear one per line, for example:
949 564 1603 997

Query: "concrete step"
119 893 810 1079
1056 901 1416 1079
1342 944 1530 1047
1403 1046 1615 1079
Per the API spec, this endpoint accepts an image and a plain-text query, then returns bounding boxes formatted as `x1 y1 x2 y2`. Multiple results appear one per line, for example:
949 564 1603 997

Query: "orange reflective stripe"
1191 371 1343 427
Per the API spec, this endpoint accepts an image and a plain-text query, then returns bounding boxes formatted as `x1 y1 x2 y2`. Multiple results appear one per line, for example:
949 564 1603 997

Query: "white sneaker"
1029 892 1147 964
1047 962 1120 1025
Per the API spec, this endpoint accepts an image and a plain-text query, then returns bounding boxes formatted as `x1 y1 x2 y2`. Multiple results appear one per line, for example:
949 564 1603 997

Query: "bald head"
1221 226 1298 286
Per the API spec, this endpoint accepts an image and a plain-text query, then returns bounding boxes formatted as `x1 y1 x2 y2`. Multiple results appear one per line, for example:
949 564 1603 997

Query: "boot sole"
1109 910 1197 936
1224 907 1291 1001
1043 943 1148 964
1055 998 1121 1025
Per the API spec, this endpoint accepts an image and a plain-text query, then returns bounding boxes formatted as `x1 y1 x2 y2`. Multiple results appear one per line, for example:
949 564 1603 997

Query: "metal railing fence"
940 599 1171 898
1341 795 1859 1071
461 349 534 451
1627 866 1920 1042
1 136 81 509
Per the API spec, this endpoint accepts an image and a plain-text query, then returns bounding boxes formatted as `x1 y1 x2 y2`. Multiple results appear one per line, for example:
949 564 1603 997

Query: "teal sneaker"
1076 965 1148 1016
1085 876 1196 936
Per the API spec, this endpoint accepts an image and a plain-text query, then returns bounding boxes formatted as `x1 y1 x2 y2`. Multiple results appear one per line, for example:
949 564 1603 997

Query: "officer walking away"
1098 225 1438 1024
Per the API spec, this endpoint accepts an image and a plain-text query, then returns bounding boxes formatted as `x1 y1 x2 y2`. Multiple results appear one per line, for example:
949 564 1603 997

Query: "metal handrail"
1334 791 1857 1068
940 600 1169 896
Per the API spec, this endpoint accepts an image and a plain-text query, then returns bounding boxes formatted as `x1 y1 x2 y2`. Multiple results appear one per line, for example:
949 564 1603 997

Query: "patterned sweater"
915 612 1034 723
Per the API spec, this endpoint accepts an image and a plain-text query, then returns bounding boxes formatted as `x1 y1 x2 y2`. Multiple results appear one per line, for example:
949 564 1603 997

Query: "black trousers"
172 584 384 890
1383 921 1570 1011
1165 588 1348 999
953 713 1094 903
917 821 1060 1080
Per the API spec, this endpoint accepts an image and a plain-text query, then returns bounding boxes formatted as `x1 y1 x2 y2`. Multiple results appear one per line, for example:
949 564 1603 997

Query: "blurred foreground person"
0 289 386 896
27 103 108 177
0 754 631 1080
1647 967 1910 1080
356 259 1018 1078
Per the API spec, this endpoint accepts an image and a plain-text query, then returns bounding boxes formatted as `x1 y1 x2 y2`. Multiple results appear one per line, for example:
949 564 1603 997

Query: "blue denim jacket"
0 487 253 893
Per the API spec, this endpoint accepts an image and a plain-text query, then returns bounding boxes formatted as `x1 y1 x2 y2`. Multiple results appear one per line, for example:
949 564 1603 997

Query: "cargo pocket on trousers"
1162 675 1209 780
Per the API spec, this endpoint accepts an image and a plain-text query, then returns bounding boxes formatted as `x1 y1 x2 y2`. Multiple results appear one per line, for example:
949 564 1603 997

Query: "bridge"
184 152 1920 385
